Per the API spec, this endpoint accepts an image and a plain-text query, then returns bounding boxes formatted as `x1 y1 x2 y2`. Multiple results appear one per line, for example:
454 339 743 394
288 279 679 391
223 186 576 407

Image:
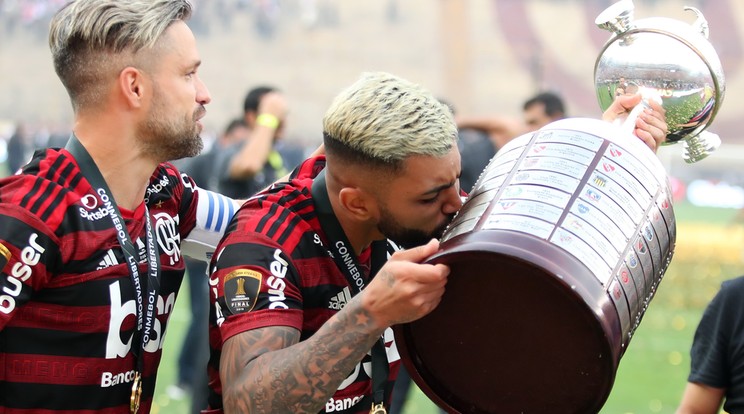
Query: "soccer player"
0 1 237 412
205 72 669 414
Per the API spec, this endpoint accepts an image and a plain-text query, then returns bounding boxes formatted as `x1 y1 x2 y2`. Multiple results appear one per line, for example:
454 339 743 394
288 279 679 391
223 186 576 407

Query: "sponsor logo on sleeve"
224 269 262 314
0 234 45 314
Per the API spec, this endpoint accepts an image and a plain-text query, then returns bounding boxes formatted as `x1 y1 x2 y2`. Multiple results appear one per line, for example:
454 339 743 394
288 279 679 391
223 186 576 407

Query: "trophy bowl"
394 118 675 413
594 0 725 163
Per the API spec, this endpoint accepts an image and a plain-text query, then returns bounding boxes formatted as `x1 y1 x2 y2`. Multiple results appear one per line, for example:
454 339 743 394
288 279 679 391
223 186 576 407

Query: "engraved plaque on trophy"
393 1 725 413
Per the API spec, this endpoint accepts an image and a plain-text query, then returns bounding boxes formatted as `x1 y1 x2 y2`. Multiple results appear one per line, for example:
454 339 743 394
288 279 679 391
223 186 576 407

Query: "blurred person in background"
216 85 288 199
6 121 32 174
451 92 567 196
676 275 744 414
455 91 567 151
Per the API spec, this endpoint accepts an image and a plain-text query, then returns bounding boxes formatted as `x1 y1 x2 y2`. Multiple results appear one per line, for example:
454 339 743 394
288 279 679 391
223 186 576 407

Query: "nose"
196 75 211 105
441 184 463 215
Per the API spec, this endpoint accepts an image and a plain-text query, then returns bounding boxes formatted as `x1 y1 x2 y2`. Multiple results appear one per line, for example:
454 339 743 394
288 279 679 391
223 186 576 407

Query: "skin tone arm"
456 93 667 153
227 91 287 179
455 114 526 149
220 239 449 414
676 382 726 414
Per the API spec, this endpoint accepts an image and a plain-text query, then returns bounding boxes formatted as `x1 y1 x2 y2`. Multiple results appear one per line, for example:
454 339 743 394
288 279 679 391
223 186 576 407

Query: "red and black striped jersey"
206 156 402 414
0 147 236 413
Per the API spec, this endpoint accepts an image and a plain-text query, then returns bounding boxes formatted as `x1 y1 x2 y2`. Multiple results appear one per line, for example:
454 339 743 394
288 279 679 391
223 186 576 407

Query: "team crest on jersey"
0 242 10 271
224 269 262 315
153 212 181 265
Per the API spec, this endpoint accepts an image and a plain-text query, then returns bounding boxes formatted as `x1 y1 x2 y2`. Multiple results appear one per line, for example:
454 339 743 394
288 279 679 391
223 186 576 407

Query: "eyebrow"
420 181 456 197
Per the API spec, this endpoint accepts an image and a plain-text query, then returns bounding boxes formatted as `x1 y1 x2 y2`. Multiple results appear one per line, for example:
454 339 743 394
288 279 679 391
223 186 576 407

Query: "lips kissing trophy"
393 1 725 412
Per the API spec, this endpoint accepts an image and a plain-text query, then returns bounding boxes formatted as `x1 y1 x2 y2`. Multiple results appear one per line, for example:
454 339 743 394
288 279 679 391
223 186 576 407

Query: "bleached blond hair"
49 0 193 111
323 72 458 171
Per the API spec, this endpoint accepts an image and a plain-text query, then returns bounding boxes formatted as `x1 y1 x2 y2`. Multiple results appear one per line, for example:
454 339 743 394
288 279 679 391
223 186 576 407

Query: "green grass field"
149 201 744 414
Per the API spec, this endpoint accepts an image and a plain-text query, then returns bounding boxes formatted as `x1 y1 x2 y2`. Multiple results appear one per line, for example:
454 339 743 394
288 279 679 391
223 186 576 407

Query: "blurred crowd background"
2 0 744 192
2 1 744 413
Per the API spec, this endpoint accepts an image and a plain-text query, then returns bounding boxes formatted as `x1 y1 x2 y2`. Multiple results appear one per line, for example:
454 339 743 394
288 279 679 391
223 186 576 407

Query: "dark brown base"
394 229 623 414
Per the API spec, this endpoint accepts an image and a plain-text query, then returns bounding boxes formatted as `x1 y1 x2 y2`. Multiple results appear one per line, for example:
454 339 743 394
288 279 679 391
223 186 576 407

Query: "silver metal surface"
594 0 725 163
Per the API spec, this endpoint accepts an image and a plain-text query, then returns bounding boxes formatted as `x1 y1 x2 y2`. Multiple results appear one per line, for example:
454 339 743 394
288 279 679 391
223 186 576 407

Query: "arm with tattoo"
220 295 384 414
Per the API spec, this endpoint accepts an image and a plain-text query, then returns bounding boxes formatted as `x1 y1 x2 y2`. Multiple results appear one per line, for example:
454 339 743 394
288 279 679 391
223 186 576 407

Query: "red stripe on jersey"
2 353 138 385
1 405 149 414
219 308 303 343
10 303 126 333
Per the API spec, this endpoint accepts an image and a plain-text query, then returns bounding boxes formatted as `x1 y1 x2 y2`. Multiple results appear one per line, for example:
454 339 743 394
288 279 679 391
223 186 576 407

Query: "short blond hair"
323 72 457 171
49 0 193 111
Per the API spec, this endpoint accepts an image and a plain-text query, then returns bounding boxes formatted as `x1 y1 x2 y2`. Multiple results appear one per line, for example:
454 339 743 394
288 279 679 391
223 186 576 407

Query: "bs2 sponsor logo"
105 280 176 358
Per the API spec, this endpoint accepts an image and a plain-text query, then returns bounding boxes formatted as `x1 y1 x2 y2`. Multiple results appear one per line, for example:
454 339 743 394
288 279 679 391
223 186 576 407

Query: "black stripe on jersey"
276 213 302 246
291 198 317 223
255 201 278 234
29 179 56 215
64 156 85 190
19 176 44 211
224 213 240 236
33 277 134 307
1 380 150 410
40 184 67 222
53 160 75 189
265 206 291 239
218 241 292 273
46 153 67 181
18 148 46 175
2 328 121 357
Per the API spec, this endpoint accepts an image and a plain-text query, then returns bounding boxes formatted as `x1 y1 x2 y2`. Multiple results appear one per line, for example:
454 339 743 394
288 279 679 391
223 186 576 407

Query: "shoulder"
1 148 83 232
708 275 744 310
218 179 318 256
148 162 197 202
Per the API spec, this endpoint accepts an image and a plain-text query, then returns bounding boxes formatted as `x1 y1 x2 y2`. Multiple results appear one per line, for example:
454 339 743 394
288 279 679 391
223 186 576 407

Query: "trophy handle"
595 0 635 35
684 131 721 163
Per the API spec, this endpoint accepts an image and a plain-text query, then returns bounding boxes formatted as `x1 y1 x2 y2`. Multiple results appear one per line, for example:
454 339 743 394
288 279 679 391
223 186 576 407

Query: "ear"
119 67 147 109
338 187 377 221
245 111 258 127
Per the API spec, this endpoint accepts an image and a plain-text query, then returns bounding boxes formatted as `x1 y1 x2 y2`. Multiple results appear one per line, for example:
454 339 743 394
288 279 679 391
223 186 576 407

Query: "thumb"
392 239 440 263
602 93 642 123
614 93 642 112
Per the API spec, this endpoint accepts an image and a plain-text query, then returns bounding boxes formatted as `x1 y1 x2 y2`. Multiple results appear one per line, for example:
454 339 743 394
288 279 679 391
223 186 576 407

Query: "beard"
137 87 205 162
377 204 454 249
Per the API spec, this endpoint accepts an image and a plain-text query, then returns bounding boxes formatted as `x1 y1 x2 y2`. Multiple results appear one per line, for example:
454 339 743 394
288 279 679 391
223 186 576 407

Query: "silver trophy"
595 0 725 163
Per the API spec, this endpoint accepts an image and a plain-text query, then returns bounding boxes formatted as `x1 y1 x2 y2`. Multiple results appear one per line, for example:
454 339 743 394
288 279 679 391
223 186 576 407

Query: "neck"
332 209 378 256
73 120 156 211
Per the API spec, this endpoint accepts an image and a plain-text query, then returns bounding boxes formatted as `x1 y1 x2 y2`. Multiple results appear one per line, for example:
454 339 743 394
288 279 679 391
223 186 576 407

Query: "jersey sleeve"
211 232 303 343
688 278 741 388
0 203 59 329
181 186 242 263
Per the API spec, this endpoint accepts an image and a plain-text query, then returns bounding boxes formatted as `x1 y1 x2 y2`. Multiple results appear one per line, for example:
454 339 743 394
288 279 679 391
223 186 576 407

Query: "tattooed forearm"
220 296 385 414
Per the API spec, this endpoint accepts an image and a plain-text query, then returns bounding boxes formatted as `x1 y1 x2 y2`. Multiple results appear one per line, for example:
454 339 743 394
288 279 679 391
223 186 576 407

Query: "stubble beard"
377 205 454 249
138 95 204 162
